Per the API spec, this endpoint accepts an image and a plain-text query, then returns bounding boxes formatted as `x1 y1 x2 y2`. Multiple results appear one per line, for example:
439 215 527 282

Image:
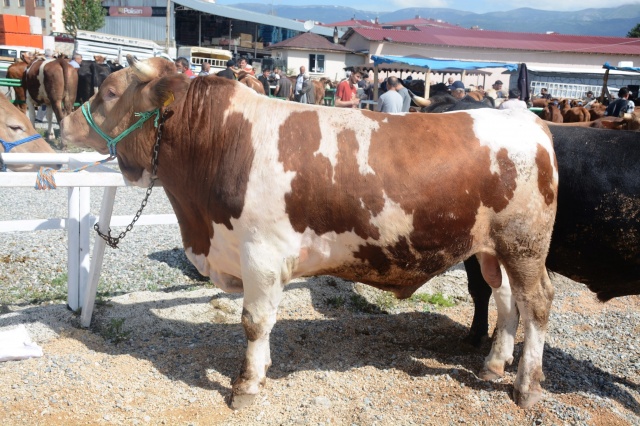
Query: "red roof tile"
268 31 351 52
349 26 640 56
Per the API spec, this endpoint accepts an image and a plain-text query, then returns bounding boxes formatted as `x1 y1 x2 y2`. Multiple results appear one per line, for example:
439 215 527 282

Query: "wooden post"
425 70 432 98
600 69 610 103
373 64 379 101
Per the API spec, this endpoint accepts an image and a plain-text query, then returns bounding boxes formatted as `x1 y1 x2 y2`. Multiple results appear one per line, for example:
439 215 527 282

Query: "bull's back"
547 126 640 298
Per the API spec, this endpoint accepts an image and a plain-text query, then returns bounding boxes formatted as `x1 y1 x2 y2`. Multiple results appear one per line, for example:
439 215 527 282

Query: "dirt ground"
0 271 639 426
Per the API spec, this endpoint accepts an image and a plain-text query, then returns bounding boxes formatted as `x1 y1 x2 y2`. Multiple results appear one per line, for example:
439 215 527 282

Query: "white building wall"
281 49 348 80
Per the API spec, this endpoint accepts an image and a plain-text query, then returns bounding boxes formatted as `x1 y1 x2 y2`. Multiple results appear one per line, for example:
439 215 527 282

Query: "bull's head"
60 55 190 184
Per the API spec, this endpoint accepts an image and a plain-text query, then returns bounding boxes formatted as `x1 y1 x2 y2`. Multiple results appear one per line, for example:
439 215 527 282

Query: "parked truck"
73 30 165 66
176 46 232 74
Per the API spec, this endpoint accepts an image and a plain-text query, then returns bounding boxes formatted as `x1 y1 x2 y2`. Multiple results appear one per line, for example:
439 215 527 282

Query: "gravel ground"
1 178 639 425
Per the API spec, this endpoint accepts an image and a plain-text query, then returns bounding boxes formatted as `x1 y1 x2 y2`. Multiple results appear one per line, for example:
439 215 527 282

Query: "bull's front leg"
231 249 286 409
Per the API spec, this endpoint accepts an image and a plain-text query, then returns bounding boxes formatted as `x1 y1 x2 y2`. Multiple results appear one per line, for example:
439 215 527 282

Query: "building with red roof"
340 24 640 90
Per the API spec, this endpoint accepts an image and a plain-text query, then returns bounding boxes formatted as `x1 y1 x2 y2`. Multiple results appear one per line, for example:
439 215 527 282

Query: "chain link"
95 108 169 249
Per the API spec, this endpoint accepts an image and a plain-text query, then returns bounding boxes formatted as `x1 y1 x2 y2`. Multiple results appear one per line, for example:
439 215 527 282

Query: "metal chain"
94 108 169 249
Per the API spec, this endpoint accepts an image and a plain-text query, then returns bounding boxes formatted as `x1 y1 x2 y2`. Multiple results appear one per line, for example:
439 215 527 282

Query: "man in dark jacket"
258 68 271 96
217 59 236 80
605 86 635 117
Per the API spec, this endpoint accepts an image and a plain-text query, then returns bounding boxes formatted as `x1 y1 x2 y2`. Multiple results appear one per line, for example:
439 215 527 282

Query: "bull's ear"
141 74 190 109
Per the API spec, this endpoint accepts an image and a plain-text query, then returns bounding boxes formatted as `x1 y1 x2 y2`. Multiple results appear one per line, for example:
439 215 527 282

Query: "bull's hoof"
513 387 543 409
479 366 504 381
462 332 490 349
230 391 258 410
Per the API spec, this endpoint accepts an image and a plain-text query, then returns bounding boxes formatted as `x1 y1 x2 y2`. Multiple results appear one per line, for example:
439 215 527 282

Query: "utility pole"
165 0 171 53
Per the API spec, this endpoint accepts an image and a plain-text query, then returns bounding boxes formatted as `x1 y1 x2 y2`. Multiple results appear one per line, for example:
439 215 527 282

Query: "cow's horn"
128 54 158 82
623 112 633 120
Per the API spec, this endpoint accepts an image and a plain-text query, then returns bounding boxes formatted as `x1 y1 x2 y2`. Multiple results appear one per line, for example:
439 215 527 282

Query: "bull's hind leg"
480 263 519 380
511 265 553 408
231 247 287 409
492 258 554 408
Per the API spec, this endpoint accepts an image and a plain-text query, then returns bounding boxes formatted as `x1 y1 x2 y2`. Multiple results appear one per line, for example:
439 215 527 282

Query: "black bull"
76 61 124 105
464 125 640 346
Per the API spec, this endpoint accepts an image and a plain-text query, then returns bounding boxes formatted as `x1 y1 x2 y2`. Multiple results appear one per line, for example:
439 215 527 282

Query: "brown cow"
0 93 56 171
5 52 34 113
60 55 558 410
23 57 78 147
587 102 606 121
540 102 563 123
235 71 265 95
311 80 325 105
559 99 590 123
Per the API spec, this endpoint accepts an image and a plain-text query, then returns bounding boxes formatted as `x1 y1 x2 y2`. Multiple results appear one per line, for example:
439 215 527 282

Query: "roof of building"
322 18 382 29
173 0 339 37
382 17 459 30
344 26 640 56
267 31 352 52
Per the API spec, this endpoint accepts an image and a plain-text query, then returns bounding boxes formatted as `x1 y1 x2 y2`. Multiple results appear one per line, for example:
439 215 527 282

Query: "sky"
216 0 640 13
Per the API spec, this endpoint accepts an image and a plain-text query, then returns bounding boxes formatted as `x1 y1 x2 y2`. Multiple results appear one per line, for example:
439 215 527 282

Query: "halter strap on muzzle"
0 133 43 172
81 102 160 156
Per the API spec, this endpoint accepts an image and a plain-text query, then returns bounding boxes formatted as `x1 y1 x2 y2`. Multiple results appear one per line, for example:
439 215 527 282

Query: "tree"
627 23 640 38
62 0 107 37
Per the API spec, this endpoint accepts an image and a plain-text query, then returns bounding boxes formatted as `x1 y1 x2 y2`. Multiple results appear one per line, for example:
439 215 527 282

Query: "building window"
18 0 24 6
41 18 46 31
35 0 45 6
309 54 325 73
4 0 10 7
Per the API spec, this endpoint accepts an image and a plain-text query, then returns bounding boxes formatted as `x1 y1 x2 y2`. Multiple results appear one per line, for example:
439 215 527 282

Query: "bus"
177 46 232 74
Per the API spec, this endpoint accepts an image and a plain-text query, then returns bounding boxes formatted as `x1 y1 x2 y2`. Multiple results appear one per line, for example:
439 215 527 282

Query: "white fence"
0 152 177 326
530 80 618 99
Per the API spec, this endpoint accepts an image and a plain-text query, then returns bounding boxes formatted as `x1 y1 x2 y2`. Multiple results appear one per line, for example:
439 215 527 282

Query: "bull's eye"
105 88 118 99
8 125 24 132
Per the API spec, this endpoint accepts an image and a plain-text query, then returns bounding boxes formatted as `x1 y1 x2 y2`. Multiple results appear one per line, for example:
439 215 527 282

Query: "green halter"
81 102 161 156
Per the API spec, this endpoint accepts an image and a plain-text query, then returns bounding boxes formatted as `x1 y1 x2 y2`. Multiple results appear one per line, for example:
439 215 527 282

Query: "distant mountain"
228 3 640 37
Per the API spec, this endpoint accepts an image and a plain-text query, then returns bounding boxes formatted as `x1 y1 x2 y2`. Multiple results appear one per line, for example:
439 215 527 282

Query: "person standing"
175 57 194 77
217 59 236 80
300 74 315 104
198 61 211 76
274 72 292 99
69 54 82 69
499 89 528 110
258 68 271 96
376 76 403 113
294 66 305 102
395 79 411 112
335 70 362 108
605 86 635 117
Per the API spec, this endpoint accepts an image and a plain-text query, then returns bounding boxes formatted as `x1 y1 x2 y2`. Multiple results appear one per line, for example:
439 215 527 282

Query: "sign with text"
108 6 152 17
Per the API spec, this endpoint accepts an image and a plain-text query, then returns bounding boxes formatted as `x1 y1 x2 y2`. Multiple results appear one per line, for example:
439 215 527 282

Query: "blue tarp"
603 62 640 73
371 55 519 72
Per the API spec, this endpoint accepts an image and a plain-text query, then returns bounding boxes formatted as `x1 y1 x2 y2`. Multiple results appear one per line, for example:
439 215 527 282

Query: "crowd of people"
170 55 636 117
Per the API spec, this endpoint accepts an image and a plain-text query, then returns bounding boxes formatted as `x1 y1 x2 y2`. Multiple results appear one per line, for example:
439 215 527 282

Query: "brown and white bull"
23 57 78 146
60 56 558 410
0 94 56 171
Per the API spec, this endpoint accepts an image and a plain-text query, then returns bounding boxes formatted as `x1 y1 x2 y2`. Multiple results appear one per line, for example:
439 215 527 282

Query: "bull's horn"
412 94 431 107
128 54 158 82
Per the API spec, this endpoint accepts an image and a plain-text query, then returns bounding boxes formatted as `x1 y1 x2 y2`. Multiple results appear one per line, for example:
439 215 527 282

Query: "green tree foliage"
62 0 106 37
627 23 640 38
